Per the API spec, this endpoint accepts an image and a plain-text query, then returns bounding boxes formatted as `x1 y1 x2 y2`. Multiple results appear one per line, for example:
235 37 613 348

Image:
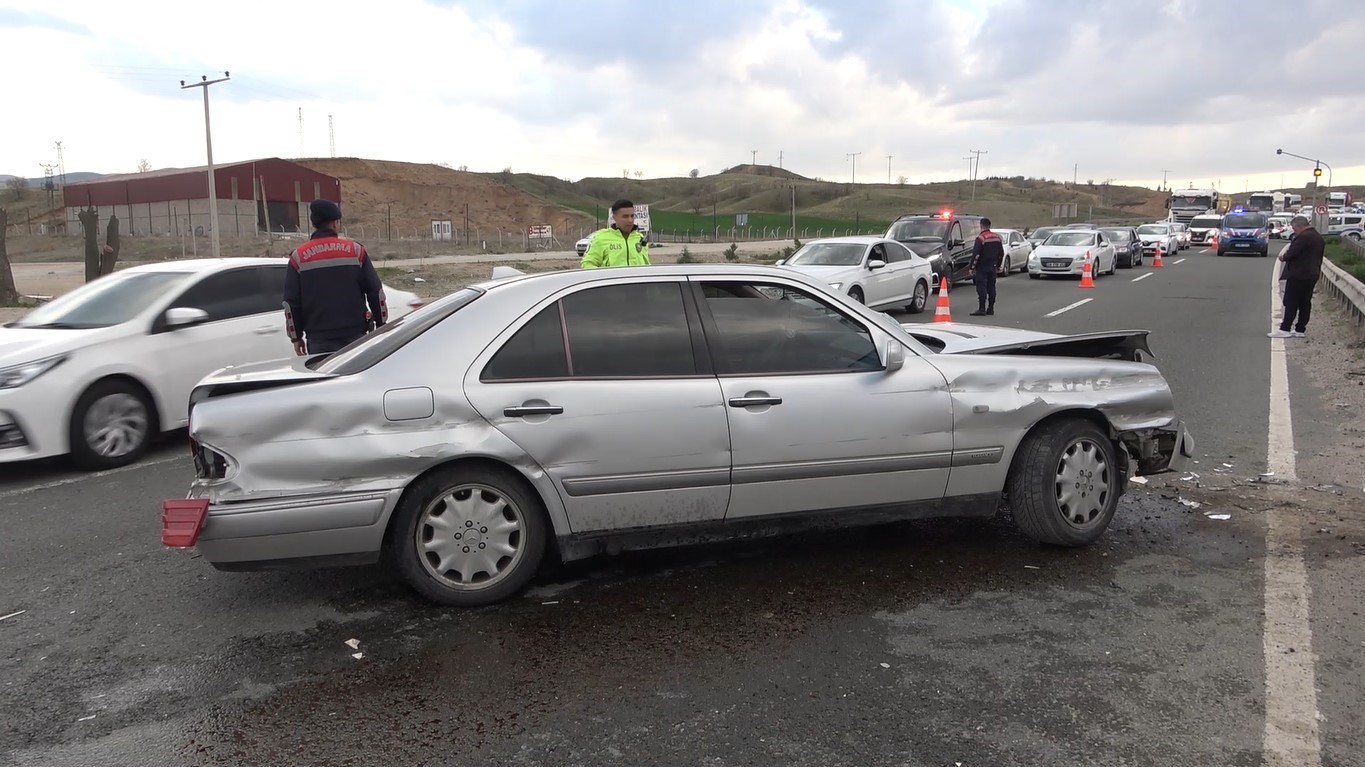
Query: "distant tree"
689 198 703 216
634 170 643 178
6 177 27 200
897 175 907 186
502 167 513 174
457 165 469 172
689 168 700 179
622 169 630 179
137 159 151 173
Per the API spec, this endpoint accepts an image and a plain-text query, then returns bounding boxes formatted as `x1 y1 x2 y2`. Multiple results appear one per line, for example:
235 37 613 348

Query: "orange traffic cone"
1152 242 1164 268
932 277 952 323
1078 250 1096 288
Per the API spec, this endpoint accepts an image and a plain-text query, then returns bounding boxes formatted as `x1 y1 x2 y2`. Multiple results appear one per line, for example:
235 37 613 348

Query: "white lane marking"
1043 298 1092 318
0 454 183 500
1131 273 1154 283
1262 266 1321 766
1174 258 1187 264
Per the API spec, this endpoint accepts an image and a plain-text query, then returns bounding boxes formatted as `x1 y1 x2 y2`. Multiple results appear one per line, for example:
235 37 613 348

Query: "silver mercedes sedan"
162 264 1193 607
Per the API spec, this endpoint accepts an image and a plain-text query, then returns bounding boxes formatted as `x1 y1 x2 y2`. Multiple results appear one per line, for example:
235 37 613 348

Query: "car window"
482 303 570 381
698 281 881 375
562 282 697 377
960 219 981 241
169 267 276 322
258 265 287 313
950 222 963 245
884 242 910 262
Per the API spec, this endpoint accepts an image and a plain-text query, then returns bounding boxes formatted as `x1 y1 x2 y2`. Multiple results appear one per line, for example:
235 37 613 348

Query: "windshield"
786 243 867 267
1102 229 1134 242
1190 217 1223 229
1136 225 1169 235
11 271 192 329
1030 227 1060 240
1172 195 1213 208
1223 213 1266 228
887 219 948 241
1044 232 1097 247
315 288 482 374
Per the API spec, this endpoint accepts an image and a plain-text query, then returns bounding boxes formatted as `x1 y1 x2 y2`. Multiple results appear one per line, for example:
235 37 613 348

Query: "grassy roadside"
1325 240 1365 282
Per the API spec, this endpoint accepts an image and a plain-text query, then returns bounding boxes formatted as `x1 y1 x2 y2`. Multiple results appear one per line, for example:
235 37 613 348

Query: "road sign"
527 225 552 240
1315 205 1328 215
632 204 650 232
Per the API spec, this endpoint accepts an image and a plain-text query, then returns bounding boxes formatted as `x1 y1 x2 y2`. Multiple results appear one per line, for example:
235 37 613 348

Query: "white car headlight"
828 282 842 290
0 354 67 390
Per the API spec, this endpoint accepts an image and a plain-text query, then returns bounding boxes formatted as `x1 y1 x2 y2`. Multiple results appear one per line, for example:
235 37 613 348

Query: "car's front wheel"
905 280 929 314
69 379 154 470
848 287 865 304
1007 418 1119 547
391 464 549 607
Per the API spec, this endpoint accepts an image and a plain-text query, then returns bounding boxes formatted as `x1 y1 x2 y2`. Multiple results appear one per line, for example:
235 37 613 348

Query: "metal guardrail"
1324 237 1365 330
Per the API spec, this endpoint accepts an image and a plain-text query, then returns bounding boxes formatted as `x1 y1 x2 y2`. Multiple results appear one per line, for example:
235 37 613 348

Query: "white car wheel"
69 380 154 470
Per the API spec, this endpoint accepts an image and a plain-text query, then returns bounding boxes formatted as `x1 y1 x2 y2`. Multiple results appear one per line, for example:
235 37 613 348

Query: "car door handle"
254 326 282 335
504 405 564 417
728 396 782 408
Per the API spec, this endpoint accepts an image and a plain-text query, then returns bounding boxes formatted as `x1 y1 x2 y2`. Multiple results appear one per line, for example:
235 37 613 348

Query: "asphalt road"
2 240 1363 767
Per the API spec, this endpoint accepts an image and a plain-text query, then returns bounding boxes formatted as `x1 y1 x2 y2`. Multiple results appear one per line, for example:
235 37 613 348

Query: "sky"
3 0 1364 193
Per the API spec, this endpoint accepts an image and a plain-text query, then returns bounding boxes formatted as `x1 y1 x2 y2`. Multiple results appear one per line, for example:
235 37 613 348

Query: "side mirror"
774 259 786 266
868 259 887 270
164 307 209 329
950 239 965 248
884 340 904 372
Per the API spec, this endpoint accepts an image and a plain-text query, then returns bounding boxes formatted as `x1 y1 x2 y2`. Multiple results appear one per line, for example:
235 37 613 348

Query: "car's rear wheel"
1007 418 1119 547
848 287 864 304
1002 255 1012 275
391 465 548 607
905 280 929 314
69 379 154 470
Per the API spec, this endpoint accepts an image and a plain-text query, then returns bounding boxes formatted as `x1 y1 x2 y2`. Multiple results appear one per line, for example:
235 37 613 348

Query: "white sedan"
776 236 934 313
992 228 1034 274
1028 230 1118 279
0 258 422 470
1135 224 1179 258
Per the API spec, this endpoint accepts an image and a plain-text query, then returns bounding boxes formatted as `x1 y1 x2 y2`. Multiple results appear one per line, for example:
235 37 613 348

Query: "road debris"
0 610 26 622
1205 513 1231 521
1179 498 1202 509
879 662 891 669
1130 476 1149 485
352 652 364 660
344 638 361 650
77 714 96 722
1024 565 1041 570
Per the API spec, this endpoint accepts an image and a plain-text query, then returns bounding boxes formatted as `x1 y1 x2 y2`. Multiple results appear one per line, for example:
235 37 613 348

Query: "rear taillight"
408 299 423 309
162 499 210 548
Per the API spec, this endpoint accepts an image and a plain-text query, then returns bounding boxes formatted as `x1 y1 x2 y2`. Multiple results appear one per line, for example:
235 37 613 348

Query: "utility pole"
968 149 987 201
328 115 336 157
55 141 66 188
886 155 893 184
778 150 784 169
750 149 757 165
846 152 861 184
39 163 57 206
181 72 230 259
1160 169 1170 192
1073 163 1078 186
297 107 304 156
963 156 974 189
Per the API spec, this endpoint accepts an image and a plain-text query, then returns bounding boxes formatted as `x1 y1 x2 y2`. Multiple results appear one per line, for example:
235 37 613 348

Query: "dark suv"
885 211 986 286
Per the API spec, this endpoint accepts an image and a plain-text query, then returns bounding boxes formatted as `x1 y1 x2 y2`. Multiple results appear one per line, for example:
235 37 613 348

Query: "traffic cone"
1152 242 1164 268
1078 251 1096 288
932 277 952 323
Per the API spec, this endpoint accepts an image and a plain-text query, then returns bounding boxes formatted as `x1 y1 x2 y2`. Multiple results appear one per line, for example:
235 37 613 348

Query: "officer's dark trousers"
306 329 365 354
974 271 997 309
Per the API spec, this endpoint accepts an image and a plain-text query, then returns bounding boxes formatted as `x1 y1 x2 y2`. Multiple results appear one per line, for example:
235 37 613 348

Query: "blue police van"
1216 209 1270 257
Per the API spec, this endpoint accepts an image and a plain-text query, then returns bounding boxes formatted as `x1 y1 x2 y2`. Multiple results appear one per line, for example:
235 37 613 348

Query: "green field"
1325 239 1365 282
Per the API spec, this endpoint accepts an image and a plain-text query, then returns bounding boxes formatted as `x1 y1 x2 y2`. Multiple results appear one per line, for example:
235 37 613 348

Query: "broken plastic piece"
351 652 364 660
344 638 360 650
1130 476 1149 485
1178 498 1202 509
1206 513 1231 520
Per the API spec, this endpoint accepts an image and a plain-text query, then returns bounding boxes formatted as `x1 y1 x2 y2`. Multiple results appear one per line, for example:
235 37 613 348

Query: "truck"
1167 187 1225 225
1247 191 1285 214
1327 191 1353 210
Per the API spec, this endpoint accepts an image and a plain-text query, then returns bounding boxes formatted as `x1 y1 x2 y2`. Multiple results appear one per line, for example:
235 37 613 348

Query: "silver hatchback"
164 265 1193 606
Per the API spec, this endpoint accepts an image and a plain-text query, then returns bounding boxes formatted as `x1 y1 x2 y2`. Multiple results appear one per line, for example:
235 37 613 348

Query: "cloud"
1 0 1364 190
0 7 90 36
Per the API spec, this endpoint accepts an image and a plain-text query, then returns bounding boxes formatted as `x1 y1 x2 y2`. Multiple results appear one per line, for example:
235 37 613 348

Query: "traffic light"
1314 167 1322 178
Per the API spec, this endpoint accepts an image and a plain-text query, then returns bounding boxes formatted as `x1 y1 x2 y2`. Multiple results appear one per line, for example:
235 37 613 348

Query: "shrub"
676 247 697 264
724 242 739 261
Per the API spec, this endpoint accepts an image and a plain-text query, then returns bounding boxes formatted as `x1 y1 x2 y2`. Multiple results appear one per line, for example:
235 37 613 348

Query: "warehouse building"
62 157 341 238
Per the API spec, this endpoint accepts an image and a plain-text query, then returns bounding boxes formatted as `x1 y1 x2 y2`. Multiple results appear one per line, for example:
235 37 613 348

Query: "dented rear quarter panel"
922 352 1178 496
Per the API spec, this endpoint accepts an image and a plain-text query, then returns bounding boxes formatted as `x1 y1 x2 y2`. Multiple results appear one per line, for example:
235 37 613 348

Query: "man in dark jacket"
283 199 388 354
1269 215 1324 338
968 217 1004 316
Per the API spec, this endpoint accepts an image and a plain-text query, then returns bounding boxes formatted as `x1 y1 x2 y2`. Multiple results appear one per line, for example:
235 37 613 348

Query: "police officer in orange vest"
968 217 1004 316
283 199 388 354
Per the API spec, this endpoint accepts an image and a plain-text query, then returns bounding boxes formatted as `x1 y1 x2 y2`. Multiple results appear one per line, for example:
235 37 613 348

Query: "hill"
0 172 104 185
295 158 594 242
487 165 1171 236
